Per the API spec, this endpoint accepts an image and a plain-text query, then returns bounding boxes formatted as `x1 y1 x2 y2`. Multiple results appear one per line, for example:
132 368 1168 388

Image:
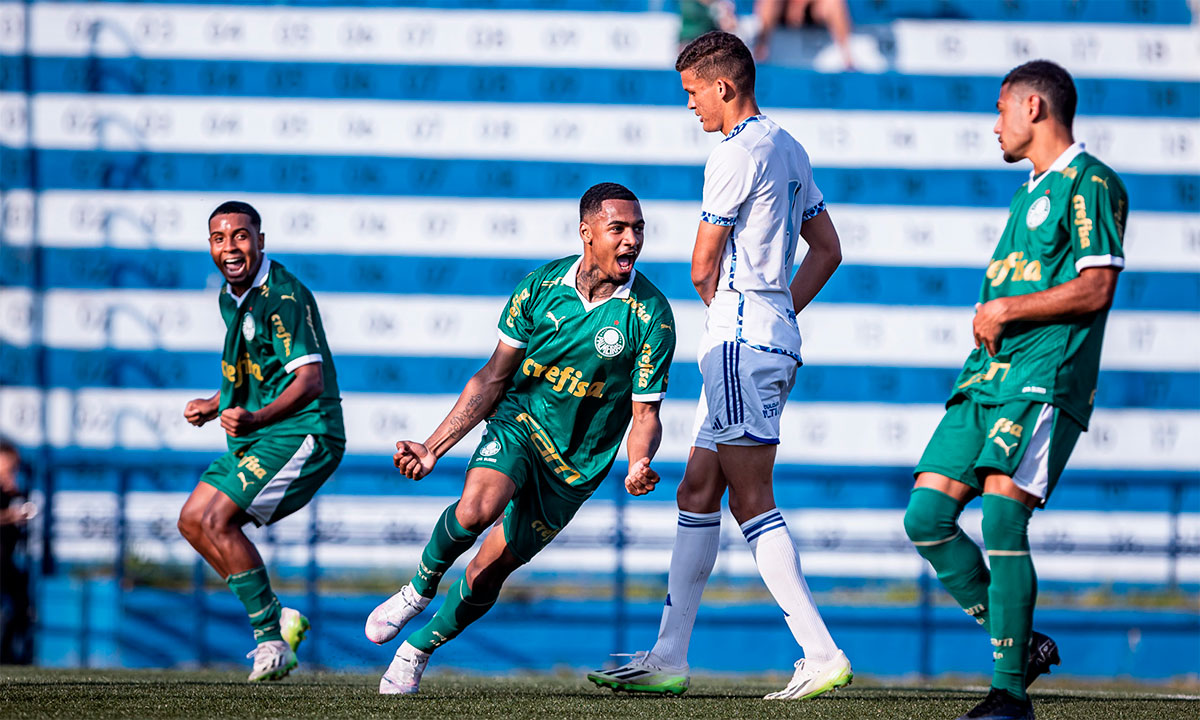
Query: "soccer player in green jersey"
904 61 1126 720
364 183 676 695
177 201 345 682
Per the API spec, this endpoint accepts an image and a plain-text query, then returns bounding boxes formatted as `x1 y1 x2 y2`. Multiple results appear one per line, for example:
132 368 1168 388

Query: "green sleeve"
1070 167 1127 272
631 298 676 402
269 293 323 373
497 269 541 348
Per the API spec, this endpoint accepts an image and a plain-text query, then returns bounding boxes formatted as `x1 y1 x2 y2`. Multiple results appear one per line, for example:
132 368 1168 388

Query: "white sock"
740 508 839 664
649 510 721 668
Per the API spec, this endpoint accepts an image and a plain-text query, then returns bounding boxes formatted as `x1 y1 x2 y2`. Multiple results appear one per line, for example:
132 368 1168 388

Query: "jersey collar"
226 255 272 308
1027 141 1085 193
562 256 636 312
723 114 764 143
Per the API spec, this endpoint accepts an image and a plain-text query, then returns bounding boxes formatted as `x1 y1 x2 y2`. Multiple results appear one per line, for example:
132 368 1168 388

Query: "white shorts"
692 338 798 451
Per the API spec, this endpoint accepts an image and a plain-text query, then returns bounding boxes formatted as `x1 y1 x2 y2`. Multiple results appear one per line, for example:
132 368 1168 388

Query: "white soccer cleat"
246 639 298 682
379 641 430 695
365 583 431 645
763 650 853 700
586 650 690 695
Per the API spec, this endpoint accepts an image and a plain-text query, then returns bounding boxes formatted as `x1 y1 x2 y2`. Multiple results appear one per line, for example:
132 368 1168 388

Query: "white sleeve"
700 143 755 226
799 147 825 221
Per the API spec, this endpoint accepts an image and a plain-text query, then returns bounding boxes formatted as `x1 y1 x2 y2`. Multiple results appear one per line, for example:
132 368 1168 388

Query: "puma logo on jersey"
238 471 255 492
545 311 565 331
993 437 1018 456
280 293 296 302
660 323 673 332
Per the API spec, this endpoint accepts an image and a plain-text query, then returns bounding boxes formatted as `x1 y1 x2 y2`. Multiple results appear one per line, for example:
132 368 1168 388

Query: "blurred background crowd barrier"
0 0 1197 680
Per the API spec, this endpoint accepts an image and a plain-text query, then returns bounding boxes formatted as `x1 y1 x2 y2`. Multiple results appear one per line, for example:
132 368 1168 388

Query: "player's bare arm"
184 392 220 427
624 400 664 496
789 210 843 314
394 340 525 480
219 362 325 437
973 266 1119 355
691 221 733 305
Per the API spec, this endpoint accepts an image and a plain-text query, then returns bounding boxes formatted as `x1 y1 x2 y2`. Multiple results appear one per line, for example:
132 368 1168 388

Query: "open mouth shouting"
615 250 638 275
222 254 250 281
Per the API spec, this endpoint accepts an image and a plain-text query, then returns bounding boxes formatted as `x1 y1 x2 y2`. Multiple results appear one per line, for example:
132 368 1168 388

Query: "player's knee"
676 476 722 513
903 488 960 544
453 500 497 534
979 494 1032 549
177 508 202 542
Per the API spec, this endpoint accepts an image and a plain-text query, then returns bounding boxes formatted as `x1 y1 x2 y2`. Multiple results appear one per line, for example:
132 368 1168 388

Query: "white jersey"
699 114 825 362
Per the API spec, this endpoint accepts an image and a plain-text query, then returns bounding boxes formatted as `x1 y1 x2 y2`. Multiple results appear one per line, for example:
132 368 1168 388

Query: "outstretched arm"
974 266 1119 356
220 363 324 437
394 340 524 479
789 209 843 314
624 400 664 496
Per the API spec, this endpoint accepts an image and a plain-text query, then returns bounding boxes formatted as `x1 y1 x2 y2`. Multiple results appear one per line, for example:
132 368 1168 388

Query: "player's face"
680 68 724 134
582 199 645 283
994 84 1034 164
209 213 265 289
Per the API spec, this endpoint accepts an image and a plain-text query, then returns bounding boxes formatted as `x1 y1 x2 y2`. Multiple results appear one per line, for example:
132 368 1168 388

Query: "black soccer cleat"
1025 631 1060 688
954 687 1035 720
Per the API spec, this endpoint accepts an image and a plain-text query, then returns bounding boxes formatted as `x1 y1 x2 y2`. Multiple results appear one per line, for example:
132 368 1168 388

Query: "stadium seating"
1 0 1196 677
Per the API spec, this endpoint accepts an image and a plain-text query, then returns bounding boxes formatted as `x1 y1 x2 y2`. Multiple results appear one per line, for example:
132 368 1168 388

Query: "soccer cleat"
586 651 690 695
246 640 298 682
955 687 1035 720
366 583 432 645
1025 631 1060 687
763 650 853 700
280 607 310 654
379 641 430 695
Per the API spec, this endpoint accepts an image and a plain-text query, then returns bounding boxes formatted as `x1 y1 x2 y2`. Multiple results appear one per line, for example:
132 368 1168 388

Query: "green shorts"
915 396 1083 503
467 417 592 564
201 433 344 526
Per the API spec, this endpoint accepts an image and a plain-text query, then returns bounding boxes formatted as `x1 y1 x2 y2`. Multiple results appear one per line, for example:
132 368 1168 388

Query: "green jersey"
951 147 1128 428
492 255 676 493
218 258 345 450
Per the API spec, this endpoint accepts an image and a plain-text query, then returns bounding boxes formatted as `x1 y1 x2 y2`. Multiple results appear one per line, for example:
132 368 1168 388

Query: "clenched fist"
184 396 220 427
394 440 438 480
624 457 659 496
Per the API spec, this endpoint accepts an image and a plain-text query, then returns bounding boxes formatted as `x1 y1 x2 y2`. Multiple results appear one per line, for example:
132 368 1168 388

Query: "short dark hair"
209 201 262 231
675 31 755 93
580 182 639 222
0 437 18 459
1002 60 1077 130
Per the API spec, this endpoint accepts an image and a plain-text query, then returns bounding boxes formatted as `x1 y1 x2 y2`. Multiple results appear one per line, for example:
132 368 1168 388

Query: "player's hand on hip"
973 299 1009 356
184 397 219 427
219 407 259 436
394 440 436 480
624 457 659 496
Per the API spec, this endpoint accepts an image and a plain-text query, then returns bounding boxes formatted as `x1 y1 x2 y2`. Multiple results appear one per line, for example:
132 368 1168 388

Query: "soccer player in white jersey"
588 31 850 700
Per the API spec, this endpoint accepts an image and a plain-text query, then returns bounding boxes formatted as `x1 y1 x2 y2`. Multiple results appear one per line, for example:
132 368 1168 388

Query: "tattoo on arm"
447 393 484 441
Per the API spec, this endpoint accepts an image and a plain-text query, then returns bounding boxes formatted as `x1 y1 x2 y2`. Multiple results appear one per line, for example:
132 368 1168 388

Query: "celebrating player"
365 183 676 695
177 201 345 682
904 61 1126 720
588 31 849 699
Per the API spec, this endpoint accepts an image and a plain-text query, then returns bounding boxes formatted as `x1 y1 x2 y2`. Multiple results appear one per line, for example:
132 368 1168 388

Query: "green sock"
406 576 500 653
904 487 991 629
410 502 480 598
226 566 283 643
981 493 1036 700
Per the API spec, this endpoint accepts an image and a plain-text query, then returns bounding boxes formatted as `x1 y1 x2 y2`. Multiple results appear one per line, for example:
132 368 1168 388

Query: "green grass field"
2 668 1197 720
